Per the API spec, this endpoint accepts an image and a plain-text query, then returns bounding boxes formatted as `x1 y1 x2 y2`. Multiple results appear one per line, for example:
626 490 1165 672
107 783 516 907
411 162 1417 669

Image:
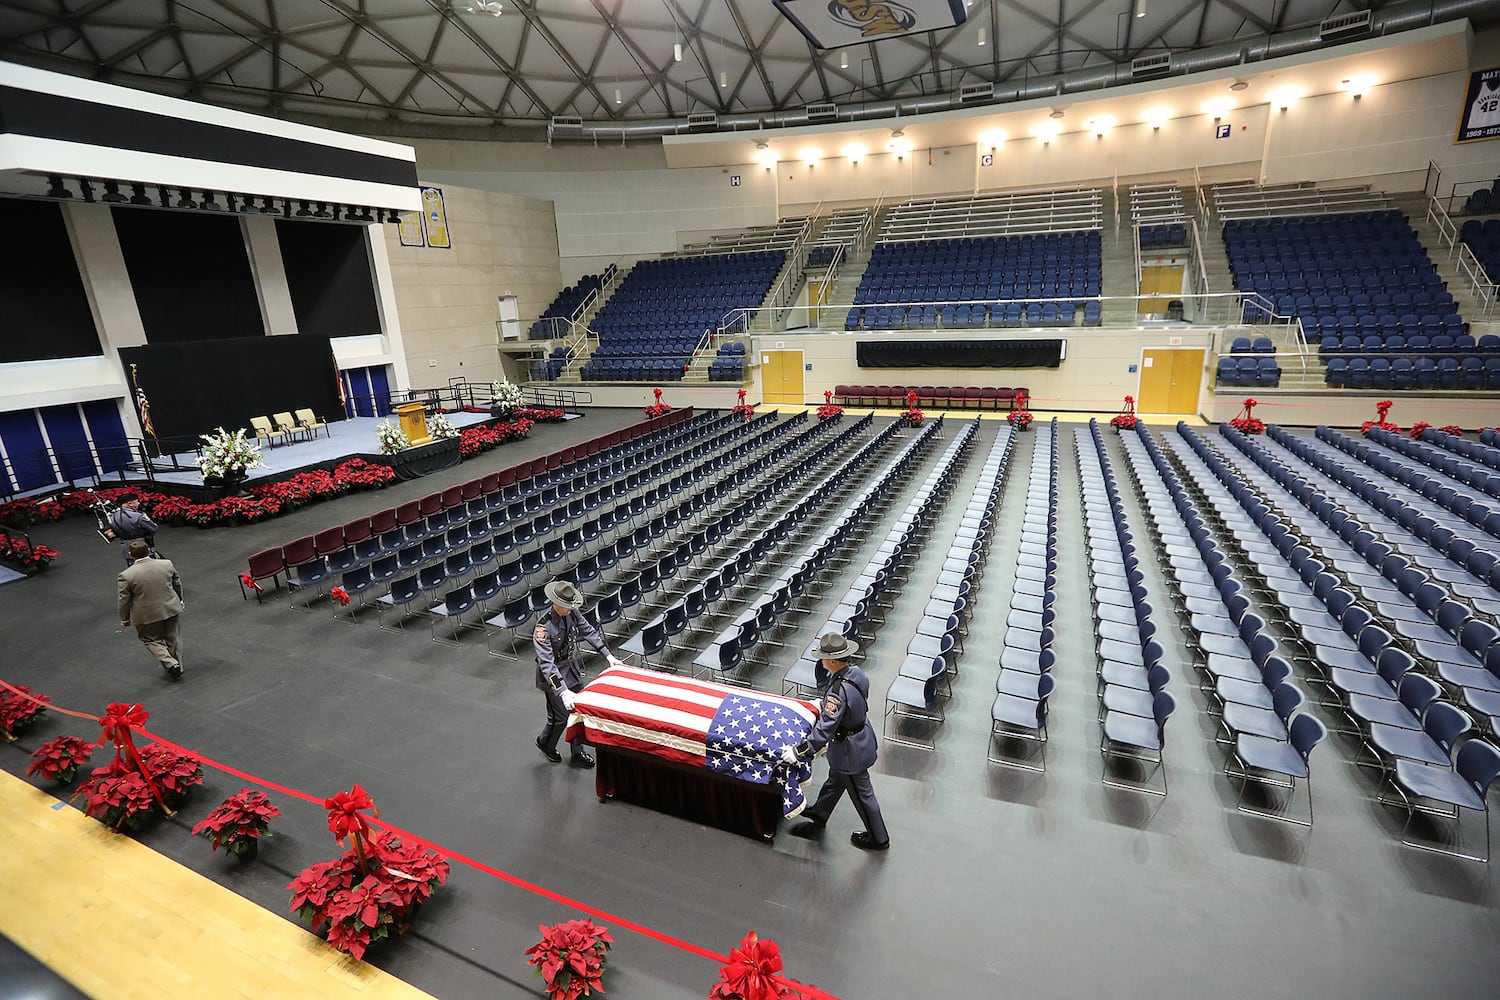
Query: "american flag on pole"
567 665 820 818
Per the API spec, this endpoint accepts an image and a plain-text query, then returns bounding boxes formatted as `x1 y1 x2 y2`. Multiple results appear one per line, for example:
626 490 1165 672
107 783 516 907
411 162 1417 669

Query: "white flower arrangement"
492 380 525 412
198 427 268 481
429 413 460 440
376 420 410 455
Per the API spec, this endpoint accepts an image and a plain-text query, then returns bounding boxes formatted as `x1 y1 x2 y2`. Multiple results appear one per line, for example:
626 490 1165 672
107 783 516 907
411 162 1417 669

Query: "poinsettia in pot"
1110 395 1138 431
138 742 205 809
0 535 60 575
900 390 924 427
814 389 843 421
644 387 673 418
525 918 612 1000
75 758 162 831
193 788 281 861
1408 421 1432 440
1440 425 1464 436
733 388 758 423
27 735 96 784
0 684 51 741
1361 399 1400 435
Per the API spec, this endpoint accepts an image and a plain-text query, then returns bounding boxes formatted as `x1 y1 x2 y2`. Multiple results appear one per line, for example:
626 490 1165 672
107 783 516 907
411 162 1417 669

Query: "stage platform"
141 412 498 487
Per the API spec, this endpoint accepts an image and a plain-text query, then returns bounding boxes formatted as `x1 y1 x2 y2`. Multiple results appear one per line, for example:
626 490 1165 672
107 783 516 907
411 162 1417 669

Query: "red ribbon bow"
330 586 351 606
711 932 793 1000
653 388 663 403
325 784 376 844
239 572 263 594
95 702 173 815
738 388 747 403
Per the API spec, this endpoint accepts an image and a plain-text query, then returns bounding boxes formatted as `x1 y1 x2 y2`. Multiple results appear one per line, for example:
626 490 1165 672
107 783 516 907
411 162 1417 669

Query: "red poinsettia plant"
137 742 205 805
193 787 281 858
1110 395 1138 431
645 387 673 418
0 534 60 571
1409 421 1432 440
733 388 757 423
287 786 450 960
1008 391 1034 430
525 919 613 1000
707 932 819 1000
0 684 50 741
459 419 534 458
75 758 162 831
1361 399 1400 435
514 407 567 423
27 735 96 784
815 389 843 420
1229 398 1266 435
900 390 924 427
1439 425 1464 436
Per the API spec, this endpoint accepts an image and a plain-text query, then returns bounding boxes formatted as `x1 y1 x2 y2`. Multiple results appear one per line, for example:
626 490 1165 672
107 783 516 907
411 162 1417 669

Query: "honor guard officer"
534 579 624 768
106 493 160 565
784 633 891 850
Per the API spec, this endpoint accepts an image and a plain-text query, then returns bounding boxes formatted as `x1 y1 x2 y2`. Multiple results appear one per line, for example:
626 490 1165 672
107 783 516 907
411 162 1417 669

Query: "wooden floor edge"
0 770 436 1000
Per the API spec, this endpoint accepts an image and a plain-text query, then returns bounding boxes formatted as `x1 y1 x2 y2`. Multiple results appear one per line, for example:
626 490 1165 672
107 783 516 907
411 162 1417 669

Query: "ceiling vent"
687 112 719 130
958 83 994 104
1130 53 1171 79
805 102 838 121
1319 11 1372 42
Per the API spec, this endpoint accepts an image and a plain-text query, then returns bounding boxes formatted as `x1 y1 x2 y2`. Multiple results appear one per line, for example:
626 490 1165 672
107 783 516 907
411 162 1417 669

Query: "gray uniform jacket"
533 609 608 691
118 557 185 626
109 507 159 541
805 664 879 774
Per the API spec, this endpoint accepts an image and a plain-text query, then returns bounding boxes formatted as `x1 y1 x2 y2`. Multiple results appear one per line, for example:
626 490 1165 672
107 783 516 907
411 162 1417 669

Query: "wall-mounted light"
719 70 728 88
977 128 1006 149
1269 86 1303 110
1203 96 1234 120
841 143 867 164
46 175 72 199
756 148 778 170
1089 115 1115 137
977 26 986 46
1143 106 1172 129
1032 121 1061 143
888 136 913 157
799 147 822 167
1341 74 1375 99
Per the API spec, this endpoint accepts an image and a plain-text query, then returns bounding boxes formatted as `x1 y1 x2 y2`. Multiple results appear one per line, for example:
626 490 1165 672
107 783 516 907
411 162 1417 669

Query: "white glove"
779 745 799 766
560 689 577 711
607 655 628 670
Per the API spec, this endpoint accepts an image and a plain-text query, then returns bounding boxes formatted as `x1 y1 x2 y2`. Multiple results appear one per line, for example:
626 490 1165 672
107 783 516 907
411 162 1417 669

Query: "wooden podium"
394 402 432 446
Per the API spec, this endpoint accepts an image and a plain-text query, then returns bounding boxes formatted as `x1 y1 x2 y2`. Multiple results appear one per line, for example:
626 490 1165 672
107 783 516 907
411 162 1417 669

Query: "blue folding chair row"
1325 356 1500 390
1419 425 1500 473
987 419 1059 772
1352 427 1500 509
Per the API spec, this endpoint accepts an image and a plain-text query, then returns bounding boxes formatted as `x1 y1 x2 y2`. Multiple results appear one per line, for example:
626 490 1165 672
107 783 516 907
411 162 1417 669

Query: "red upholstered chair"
978 387 1001 412
440 485 464 509
527 457 548 480
934 386 952 409
342 516 373 546
461 479 482 502
369 507 398 535
560 447 576 466
994 387 1014 411
394 501 421 527
418 492 443 517
1011 387 1030 411
875 385 895 408
834 384 851 405
919 386 939 408
241 548 286 602
963 387 984 410
314 526 346 556
282 535 316 570
480 472 501 496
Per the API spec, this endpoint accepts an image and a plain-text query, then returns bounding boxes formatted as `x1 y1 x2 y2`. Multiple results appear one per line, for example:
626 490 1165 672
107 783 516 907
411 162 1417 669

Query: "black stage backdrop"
119 336 342 442
856 339 1065 369
0 199 102 362
276 220 383 338
112 208 263 343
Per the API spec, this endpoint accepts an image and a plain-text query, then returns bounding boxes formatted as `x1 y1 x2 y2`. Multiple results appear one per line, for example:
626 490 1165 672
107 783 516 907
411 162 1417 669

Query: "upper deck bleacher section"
1211 181 1392 222
878 187 1104 242
674 217 808 257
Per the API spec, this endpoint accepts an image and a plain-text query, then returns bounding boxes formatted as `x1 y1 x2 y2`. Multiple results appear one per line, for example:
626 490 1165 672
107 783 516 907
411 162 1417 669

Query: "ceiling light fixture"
673 42 682 62
840 51 848 70
1134 0 1146 17
719 70 728 88
1229 80 1249 91
1049 109 1065 119
463 1 503 15
977 26 986 46
614 87 622 105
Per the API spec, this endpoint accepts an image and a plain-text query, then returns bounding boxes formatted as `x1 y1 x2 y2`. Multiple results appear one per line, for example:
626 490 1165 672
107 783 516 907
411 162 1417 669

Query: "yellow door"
807 280 830 326
761 350 805 405
1139 349 1204 413
1138 265 1184 316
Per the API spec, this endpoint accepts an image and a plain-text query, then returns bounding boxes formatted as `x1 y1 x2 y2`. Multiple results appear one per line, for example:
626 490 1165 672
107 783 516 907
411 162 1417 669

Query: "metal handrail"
857 195 884 254
1455 242 1497 315
1132 221 1143 298
1190 217 1211 296
1193 164 1209 223
1426 194 1460 256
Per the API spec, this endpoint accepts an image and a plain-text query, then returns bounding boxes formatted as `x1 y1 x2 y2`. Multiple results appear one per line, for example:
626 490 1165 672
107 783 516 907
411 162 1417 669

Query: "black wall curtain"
119 336 342 442
112 207 264 343
856 339 1065 369
0 199 102 362
275 220 383 338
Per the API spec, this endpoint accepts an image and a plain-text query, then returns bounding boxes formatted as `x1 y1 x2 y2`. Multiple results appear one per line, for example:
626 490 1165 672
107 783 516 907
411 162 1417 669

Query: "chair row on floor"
375 413 837 641
1276 429 1500 616
1079 422 1177 795
1182 425 1500 859
832 385 1027 411
240 409 714 598
381 413 856 644
1421 426 1500 473
987 420 1060 771
604 415 892 670
868 422 987 749
776 422 950 697
1351 427 1500 509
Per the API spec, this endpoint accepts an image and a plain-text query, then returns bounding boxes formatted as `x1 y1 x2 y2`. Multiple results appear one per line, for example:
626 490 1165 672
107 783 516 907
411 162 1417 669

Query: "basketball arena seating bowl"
844 231 1103 332
529 271 606 340
1459 217 1500 286
1219 209 1496 390
708 342 746 381
1138 222 1189 250
1216 336 1282 388
832 385 1027 410
580 252 785 381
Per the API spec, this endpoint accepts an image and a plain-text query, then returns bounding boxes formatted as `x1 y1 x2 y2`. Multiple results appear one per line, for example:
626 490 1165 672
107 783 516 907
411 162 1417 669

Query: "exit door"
1138 348 1204 414
1138 265 1185 317
761 350 805 405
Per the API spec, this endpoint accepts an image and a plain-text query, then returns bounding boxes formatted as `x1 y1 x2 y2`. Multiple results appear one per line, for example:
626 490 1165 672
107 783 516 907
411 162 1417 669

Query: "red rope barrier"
0 679 839 998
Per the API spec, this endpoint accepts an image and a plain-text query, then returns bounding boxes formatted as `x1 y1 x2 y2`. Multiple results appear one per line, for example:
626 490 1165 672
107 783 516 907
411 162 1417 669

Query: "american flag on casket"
566 664 820 818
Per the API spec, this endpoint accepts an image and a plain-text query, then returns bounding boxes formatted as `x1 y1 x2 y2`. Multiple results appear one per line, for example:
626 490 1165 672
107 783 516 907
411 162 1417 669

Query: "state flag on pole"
566 664 820 818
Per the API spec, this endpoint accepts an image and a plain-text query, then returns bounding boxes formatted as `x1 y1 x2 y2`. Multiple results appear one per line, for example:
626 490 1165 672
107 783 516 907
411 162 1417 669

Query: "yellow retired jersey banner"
421 185 452 249
397 210 425 246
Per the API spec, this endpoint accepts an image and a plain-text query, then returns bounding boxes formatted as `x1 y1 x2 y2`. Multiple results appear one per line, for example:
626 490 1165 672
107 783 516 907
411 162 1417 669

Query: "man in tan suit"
118 541 185 681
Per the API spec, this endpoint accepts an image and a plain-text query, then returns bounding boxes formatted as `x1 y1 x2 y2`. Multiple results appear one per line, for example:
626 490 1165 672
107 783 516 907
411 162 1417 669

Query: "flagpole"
130 364 160 460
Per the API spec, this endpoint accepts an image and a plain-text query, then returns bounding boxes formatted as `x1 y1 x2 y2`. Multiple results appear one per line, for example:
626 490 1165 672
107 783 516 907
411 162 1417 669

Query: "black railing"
0 435 201 501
